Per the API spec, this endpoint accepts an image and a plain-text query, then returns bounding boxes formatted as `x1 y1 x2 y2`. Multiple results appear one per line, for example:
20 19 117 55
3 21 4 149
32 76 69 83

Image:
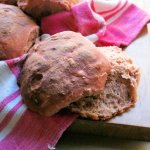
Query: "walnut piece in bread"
19 31 111 116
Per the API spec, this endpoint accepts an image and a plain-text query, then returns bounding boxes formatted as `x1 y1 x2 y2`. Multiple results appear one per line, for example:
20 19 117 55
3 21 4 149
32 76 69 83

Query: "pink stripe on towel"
104 0 128 20
97 4 150 46
0 90 20 112
6 60 20 79
99 0 121 15
0 101 23 131
0 110 77 150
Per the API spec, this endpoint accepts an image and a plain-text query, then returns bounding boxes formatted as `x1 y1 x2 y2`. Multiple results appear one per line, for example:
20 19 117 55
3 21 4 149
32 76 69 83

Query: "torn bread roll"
0 4 39 60
17 0 81 20
19 31 111 116
69 46 140 120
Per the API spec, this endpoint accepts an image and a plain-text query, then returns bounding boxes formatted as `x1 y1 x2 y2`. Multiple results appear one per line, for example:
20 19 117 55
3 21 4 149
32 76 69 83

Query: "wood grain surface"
68 1 150 141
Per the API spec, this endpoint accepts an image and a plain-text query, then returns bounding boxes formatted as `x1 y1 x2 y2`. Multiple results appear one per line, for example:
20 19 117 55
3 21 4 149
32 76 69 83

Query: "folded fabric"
42 1 106 42
1 0 150 150
42 0 150 46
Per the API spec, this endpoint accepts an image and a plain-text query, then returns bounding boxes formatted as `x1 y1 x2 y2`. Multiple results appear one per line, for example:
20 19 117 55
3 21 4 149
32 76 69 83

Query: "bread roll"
0 4 39 60
0 0 16 5
17 0 81 20
19 31 111 116
69 46 140 120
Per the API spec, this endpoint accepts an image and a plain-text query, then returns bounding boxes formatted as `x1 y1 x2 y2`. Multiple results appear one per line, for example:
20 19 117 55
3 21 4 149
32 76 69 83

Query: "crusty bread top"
100 46 140 87
18 0 81 20
0 4 39 59
20 31 111 116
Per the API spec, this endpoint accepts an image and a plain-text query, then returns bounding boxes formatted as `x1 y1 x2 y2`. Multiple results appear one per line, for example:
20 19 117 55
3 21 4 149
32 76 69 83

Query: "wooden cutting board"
68 26 150 141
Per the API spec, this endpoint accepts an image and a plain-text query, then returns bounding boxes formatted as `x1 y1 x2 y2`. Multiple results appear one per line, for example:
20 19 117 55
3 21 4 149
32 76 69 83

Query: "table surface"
56 0 150 149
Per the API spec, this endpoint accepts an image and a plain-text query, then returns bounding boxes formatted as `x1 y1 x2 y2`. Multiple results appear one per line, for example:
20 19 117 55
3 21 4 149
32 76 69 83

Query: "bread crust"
0 0 17 5
69 46 140 120
0 4 39 60
20 31 111 116
17 0 80 20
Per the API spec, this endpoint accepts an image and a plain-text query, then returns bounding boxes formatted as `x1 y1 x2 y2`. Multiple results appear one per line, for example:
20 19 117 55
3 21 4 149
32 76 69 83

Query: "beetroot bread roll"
19 31 111 116
0 4 39 60
69 46 140 120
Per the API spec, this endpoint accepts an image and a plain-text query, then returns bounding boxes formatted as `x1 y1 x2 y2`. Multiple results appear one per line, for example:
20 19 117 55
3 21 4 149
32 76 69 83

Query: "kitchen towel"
42 0 150 46
1 0 150 150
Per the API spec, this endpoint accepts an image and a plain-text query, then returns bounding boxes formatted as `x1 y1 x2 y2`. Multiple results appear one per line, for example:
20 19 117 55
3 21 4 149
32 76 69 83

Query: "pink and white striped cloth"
0 0 150 150
42 0 150 46
0 56 77 149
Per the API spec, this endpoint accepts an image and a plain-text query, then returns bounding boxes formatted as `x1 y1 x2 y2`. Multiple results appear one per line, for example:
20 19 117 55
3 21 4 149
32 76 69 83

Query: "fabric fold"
42 0 150 46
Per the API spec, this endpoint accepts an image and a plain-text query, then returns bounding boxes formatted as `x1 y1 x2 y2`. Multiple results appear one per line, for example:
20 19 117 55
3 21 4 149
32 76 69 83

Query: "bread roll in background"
19 31 111 116
0 0 17 5
0 4 39 60
69 46 140 120
17 0 81 21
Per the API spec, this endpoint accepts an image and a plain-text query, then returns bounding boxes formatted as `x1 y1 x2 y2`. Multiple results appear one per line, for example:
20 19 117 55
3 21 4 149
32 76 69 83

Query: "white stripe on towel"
0 62 19 103
0 105 26 142
0 95 22 123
